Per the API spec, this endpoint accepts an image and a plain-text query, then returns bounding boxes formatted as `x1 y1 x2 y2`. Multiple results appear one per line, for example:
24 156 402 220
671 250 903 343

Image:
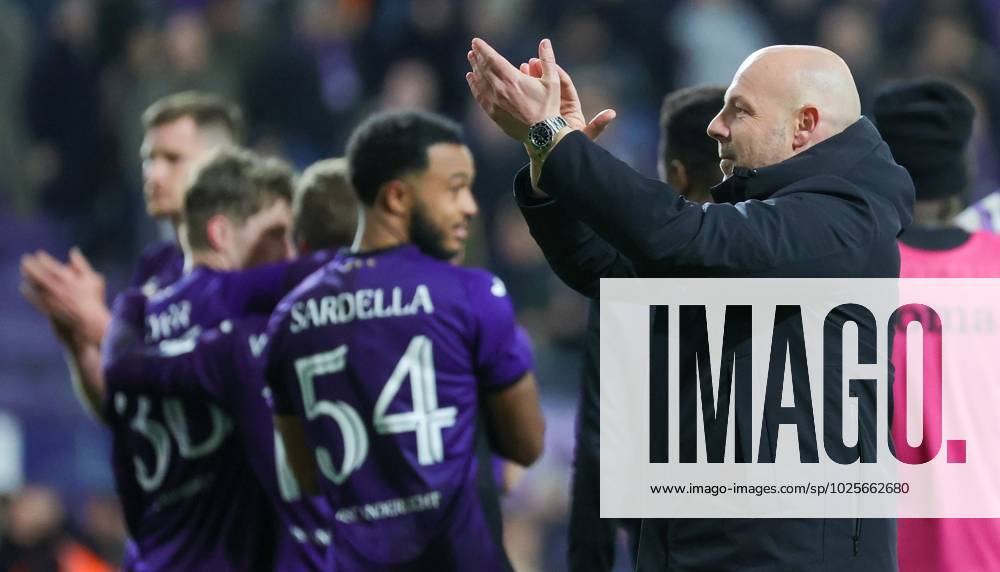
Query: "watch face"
529 123 553 149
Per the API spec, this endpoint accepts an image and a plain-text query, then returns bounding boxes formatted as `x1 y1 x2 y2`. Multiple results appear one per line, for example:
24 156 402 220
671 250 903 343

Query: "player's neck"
188 249 236 272
357 209 410 253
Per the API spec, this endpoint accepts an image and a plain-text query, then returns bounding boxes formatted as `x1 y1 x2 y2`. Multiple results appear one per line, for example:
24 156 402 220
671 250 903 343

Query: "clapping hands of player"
465 38 616 145
20 248 110 347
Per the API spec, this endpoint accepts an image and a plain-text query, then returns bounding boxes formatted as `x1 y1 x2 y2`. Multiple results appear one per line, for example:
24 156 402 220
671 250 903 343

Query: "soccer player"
20 92 244 421
266 110 545 571
101 147 296 571
103 157 362 571
875 79 1000 572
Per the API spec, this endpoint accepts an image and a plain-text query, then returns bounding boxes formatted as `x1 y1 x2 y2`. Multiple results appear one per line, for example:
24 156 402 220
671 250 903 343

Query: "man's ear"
205 214 233 253
378 180 413 217
666 159 689 193
793 105 820 151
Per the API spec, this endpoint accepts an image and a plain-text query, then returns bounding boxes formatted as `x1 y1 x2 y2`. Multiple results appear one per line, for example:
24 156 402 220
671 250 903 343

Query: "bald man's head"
707 45 861 179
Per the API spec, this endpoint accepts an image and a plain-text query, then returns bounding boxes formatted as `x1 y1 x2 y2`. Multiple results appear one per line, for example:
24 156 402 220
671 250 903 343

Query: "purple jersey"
104 296 332 572
102 262 296 571
130 241 185 295
265 245 533 571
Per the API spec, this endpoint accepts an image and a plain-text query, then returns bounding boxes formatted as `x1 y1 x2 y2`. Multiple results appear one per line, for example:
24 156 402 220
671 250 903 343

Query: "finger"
21 255 59 288
537 38 558 81
466 72 484 105
528 58 543 79
471 37 520 82
69 247 95 275
33 255 72 290
467 50 497 96
466 72 494 116
20 281 44 308
556 64 580 101
582 109 618 141
519 62 530 75
20 281 60 316
35 251 71 278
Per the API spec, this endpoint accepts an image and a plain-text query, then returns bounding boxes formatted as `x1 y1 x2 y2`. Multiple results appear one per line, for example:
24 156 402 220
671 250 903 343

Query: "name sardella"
290 285 434 333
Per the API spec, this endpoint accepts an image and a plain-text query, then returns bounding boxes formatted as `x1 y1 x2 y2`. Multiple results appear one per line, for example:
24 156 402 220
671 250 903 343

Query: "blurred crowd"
1 0 999 570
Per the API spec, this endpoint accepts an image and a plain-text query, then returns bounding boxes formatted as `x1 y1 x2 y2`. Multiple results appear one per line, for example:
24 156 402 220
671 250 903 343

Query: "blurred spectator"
77 495 126 567
243 0 365 164
378 59 441 110
817 3 883 109
668 0 774 87
25 0 130 259
0 486 112 572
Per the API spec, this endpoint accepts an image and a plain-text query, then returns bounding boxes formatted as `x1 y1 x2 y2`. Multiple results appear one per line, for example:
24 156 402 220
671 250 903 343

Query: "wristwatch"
526 116 568 154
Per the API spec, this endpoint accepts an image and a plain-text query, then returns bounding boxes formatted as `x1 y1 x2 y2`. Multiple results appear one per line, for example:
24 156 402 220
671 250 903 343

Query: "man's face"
707 67 795 179
406 143 478 260
230 199 295 269
140 117 215 219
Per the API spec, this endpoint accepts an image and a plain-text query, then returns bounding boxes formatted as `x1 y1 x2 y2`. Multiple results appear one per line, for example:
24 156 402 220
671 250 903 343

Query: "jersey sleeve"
465 271 535 392
225 260 295 316
103 292 252 403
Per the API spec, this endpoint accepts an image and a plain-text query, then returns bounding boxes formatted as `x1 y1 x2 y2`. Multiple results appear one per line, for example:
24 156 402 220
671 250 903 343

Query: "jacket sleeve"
515 167 636 299
527 131 878 272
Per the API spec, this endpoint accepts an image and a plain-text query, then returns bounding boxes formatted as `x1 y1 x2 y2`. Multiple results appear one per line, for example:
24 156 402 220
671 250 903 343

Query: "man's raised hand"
466 38 562 141
518 57 617 142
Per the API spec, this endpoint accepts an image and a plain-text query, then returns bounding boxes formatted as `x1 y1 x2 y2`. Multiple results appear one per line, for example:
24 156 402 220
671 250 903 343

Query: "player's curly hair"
346 109 464 206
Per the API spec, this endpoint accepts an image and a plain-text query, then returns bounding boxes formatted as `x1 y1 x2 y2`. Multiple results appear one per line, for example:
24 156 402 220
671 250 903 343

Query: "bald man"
468 41 913 570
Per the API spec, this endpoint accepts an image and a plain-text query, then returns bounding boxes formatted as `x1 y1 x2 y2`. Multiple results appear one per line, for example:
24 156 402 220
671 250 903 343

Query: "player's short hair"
346 109 464 206
184 148 293 252
294 158 358 251
659 85 726 189
142 91 245 144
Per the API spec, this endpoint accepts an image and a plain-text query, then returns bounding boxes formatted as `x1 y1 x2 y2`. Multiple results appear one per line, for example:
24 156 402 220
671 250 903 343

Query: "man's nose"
707 113 728 142
460 188 479 218
144 161 167 186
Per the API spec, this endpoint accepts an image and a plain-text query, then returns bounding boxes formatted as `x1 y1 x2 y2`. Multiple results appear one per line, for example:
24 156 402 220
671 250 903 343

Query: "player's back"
130 241 185 295
267 245 529 571
104 266 285 571
894 229 1000 572
899 230 1000 277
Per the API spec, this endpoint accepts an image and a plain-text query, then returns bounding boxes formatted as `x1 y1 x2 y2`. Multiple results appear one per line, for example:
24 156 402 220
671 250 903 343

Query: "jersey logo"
141 278 160 297
147 301 193 342
491 276 507 298
249 333 269 358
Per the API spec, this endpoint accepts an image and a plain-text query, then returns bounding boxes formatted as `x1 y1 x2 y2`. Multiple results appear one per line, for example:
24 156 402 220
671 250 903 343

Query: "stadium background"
0 0 998 570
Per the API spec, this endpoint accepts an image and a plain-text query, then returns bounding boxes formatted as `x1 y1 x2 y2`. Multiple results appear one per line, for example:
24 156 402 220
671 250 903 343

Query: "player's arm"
273 414 320 495
102 293 237 401
469 274 546 466
21 249 110 423
265 301 322 494
483 372 544 466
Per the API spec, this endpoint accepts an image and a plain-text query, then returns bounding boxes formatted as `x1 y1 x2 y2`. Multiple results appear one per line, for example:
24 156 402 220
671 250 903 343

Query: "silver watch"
527 116 568 153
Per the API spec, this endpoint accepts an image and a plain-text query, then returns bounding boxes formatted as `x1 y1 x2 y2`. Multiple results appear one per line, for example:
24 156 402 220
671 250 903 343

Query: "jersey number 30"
294 335 457 485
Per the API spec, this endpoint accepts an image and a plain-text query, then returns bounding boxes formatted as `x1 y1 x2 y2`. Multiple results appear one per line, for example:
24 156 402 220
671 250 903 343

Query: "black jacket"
517 117 914 571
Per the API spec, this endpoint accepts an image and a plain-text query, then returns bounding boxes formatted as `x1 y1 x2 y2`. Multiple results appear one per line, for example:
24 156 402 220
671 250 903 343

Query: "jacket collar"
709 117 882 204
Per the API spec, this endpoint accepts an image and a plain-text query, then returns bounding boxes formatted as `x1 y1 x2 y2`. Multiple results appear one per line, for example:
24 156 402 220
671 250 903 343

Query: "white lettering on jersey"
289 285 435 333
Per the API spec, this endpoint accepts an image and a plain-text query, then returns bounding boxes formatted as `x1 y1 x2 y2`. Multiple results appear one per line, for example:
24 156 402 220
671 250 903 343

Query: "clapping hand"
466 38 616 145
